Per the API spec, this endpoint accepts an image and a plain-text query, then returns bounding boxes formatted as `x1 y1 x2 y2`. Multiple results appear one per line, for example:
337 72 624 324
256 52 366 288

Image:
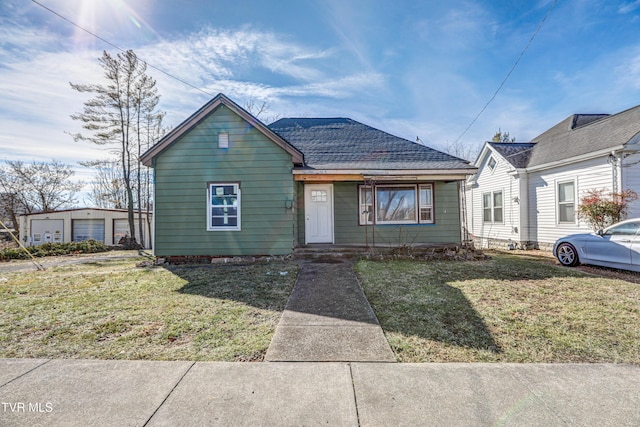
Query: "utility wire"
454 0 560 144
30 0 216 98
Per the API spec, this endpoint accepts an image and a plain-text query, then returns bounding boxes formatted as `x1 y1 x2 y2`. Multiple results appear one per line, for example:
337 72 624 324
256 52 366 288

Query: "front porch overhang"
293 169 475 182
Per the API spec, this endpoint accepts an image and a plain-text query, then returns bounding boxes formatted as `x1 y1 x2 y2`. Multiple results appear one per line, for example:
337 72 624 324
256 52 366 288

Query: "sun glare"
71 0 158 45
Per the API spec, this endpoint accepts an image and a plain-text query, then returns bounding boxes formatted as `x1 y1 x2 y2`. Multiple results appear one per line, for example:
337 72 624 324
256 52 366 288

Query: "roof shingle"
269 117 474 171
488 142 535 168
527 105 640 167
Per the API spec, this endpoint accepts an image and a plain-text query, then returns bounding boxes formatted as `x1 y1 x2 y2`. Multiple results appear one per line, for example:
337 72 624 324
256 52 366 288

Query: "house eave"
526 145 626 172
293 168 475 182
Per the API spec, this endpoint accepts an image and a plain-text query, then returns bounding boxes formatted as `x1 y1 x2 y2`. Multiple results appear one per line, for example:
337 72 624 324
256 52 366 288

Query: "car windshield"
603 221 640 236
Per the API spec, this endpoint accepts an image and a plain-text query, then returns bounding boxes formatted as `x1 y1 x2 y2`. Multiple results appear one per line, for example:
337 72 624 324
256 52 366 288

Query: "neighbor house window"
483 193 492 222
488 156 497 170
557 181 575 223
493 191 503 222
358 183 434 225
483 191 503 223
207 183 240 231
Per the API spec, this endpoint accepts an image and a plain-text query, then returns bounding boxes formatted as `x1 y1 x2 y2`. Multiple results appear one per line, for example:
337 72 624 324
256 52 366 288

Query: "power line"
30 0 216 98
454 0 560 144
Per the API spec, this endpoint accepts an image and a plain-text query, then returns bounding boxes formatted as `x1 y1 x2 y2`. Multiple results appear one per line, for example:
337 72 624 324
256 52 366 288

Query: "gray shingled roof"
527 105 640 167
488 142 535 168
269 118 474 171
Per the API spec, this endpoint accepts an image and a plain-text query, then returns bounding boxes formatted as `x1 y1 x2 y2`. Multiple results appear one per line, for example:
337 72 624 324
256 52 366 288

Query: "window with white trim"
482 193 492 222
207 183 240 231
488 156 497 170
358 183 434 225
482 190 503 223
359 186 373 225
557 181 575 223
419 184 434 223
493 191 503 222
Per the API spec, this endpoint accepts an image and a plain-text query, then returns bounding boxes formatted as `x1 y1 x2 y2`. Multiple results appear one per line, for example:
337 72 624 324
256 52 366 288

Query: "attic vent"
218 132 229 149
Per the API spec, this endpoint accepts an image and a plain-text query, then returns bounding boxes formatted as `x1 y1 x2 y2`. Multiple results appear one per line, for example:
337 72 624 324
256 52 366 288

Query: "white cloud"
615 48 640 90
618 1 640 14
139 26 336 88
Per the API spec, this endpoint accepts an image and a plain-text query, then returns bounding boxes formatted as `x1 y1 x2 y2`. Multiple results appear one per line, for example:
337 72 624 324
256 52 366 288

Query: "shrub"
0 240 110 261
577 189 638 231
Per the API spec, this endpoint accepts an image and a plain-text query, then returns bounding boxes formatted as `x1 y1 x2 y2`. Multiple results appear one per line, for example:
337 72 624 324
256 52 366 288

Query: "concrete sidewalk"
265 258 395 362
1 359 639 426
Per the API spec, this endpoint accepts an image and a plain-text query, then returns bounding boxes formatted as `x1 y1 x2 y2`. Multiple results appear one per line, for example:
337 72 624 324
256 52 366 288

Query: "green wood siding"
153 105 295 256
298 181 462 246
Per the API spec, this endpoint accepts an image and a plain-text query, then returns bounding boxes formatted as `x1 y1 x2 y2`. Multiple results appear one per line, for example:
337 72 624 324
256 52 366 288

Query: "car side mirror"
596 229 604 236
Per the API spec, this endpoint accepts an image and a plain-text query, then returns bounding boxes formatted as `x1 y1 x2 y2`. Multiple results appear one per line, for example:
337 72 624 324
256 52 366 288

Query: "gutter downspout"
608 150 619 194
517 170 529 247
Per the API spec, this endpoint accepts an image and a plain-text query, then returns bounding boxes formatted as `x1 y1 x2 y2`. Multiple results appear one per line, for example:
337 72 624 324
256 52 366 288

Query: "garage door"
113 219 130 245
72 219 105 242
30 219 63 246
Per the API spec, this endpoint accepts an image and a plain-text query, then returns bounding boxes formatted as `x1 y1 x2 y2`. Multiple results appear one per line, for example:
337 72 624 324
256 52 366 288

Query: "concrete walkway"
1 359 639 426
265 258 395 362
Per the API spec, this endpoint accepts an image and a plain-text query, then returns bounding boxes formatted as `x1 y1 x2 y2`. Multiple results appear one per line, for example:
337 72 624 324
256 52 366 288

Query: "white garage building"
19 208 152 249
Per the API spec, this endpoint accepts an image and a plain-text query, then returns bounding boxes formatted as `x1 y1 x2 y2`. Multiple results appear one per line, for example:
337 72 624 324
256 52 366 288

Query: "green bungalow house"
140 93 476 258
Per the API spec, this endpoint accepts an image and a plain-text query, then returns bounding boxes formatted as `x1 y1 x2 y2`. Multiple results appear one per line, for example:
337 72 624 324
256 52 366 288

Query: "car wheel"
556 242 579 267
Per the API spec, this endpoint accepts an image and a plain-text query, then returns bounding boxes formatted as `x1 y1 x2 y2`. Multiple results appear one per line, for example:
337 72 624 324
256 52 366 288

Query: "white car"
553 218 640 272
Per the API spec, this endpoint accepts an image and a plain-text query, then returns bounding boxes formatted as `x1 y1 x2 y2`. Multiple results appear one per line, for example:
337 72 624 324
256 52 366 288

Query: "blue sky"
1 0 640 194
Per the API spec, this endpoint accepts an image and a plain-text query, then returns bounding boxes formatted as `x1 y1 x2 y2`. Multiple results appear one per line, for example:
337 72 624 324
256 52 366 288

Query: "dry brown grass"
0 257 297 361
355 252 640 363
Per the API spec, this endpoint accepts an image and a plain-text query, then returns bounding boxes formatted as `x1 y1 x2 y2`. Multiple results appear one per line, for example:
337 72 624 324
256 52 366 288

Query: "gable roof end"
488 142 535 169
140 93 304 166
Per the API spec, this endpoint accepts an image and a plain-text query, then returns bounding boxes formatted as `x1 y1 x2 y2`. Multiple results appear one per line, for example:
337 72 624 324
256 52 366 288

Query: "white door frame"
304 183 335 244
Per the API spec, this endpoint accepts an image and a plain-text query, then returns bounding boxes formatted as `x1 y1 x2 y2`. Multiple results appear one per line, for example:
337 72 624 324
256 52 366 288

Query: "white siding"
528 156 613 246
621 151 640 218
467 152 522 248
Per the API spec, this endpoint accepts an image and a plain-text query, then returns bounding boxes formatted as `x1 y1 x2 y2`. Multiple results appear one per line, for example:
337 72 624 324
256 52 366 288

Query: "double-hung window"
482 190 503 223
493 191 503 222
557 181 575 223
419 184 434 222
358 183 434 225
207 183 240 231
483 193 492 222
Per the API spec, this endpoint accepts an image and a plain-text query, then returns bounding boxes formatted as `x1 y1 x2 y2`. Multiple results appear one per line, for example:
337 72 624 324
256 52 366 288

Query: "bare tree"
492 129 516 142
70 50 164 247
80 159 127 209
441 140 481 162
244 97 281 124
0 160 82 235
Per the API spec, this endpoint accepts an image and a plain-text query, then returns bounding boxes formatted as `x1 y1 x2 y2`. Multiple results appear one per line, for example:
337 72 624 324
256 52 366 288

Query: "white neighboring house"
467 105 640 250
19 208 152 249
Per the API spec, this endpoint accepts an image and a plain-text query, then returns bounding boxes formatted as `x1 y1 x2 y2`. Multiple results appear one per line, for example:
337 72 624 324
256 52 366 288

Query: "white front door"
304 184 334 244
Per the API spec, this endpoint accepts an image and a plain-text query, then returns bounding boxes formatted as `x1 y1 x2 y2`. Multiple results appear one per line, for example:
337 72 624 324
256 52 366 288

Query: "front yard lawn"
0 257 297 361
355 252 640 364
